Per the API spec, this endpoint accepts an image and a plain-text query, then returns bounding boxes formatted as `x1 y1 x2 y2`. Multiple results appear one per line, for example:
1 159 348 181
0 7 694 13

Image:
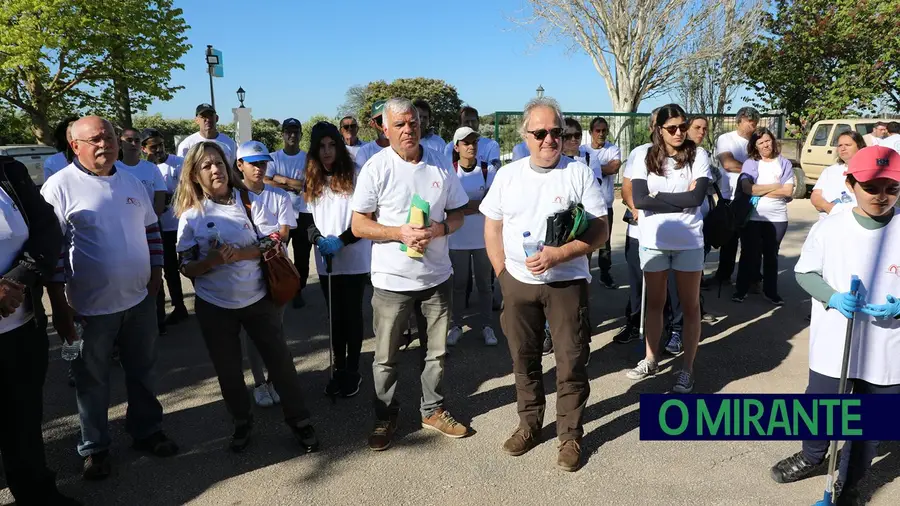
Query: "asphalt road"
2 200 897 506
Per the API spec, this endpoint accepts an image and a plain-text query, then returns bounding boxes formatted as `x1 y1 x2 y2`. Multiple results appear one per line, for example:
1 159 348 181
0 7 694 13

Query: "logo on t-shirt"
888 265 900 277
431 181 441 189
243 223 251 230
125 197 141 207
553 196 563 204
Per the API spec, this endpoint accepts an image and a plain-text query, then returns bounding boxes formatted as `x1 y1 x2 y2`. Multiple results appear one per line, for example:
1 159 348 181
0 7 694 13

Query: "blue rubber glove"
327 236 345 255
750 196 761 207
827 291 863 319
861 295 900 319
316 237 333 256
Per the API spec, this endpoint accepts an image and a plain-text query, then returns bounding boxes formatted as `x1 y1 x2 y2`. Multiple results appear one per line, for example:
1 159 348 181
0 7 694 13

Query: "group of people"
0 92 897 506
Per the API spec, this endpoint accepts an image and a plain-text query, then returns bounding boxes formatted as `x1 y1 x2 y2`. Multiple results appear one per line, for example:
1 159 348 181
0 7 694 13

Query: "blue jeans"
73 294 163 456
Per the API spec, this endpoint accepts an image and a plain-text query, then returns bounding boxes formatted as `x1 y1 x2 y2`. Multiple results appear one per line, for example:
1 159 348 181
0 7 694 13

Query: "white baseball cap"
236 140 272 163
452 127 480 145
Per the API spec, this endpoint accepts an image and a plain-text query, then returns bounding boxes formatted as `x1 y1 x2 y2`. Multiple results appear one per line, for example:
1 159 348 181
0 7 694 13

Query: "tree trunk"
28 111 53 146
113 76 133 128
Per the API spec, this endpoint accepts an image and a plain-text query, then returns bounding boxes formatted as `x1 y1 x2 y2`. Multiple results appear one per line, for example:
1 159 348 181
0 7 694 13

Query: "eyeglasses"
341 124 358 131
527 127 563 141
562 133 581 141
73 136 114 146
660 123 689 136
121 137 141 144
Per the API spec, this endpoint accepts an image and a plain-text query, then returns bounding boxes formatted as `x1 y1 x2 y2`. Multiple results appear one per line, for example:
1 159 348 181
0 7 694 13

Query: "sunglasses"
341 124 358 130
562 133 581 141
660 123 689 136
121 137 141 144
527 127 563 141
374 116 383 127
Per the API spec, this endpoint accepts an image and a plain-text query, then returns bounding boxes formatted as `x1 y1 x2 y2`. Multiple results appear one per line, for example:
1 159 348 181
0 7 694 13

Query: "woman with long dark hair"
304 122 371 398
626 104 710 393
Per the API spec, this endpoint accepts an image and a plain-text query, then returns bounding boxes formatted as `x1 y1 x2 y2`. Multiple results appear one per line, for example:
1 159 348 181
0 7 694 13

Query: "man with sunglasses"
581 117 621 289
264 118 311 308
141 129 189 329
339 115 366 163
355 100 391 169
176 104 236 166
444 106 501 170
481 97 608 472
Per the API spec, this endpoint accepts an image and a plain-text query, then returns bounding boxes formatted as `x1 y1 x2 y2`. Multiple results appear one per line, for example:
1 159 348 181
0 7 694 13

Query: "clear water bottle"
840 191 853 204
206 222 222 247
61 322 84 361
522 231 543 257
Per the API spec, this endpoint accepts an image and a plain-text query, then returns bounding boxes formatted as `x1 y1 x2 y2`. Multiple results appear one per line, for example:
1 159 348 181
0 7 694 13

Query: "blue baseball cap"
236 140 273 163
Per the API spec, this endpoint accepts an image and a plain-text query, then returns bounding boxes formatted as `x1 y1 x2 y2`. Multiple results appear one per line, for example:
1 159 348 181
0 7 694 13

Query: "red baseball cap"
844 146 900 182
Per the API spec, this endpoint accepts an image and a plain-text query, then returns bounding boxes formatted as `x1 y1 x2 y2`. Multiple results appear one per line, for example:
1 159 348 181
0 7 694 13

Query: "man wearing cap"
340 115 366 163
414 99 446 155
176 104 237 166
238 141 295 240
142 129 189 328
443 106 501 170
863 121 889 147
264 119 311 308
355 100 391 169
350 97 470 450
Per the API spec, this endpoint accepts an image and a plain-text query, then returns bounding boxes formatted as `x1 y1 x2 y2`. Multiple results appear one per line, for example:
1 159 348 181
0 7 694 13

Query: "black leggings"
736 220 787 297
290 213 315 291
319 273 368 373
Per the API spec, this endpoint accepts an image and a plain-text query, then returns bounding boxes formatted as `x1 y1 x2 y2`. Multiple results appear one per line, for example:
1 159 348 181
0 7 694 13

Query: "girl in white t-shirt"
772 146 900 502
447 127 498 347
304 122 372 399
811 131 866 220
733 128 794 305
174 141 319 454
628 104 711 394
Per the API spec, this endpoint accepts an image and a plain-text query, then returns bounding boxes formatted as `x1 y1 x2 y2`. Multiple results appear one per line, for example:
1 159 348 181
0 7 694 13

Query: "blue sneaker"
665 331 683 355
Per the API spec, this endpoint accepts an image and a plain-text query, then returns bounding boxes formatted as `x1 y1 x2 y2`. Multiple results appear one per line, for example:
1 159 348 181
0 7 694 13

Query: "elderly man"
481 97 608 472
41 116 177 481
176 103 237 165
0 155 78 504
351 98 470 451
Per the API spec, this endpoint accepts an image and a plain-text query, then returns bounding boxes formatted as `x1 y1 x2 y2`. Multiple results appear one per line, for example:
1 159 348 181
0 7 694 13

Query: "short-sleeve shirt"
581 141 621 205
715 131 749 200
157 155 184 232
115 160 167 203
741 156 794 223
176 132 237 167
449 163 496 251
813 163 857 220
306 173 372 276
266 149 308 216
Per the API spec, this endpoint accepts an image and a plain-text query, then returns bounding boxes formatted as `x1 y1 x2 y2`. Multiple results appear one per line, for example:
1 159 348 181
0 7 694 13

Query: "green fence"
490 111 786 163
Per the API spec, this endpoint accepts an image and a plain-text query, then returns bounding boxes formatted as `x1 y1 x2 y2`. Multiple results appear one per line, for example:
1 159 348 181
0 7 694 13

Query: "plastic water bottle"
522 231 543 257
840 191 853 204
61 322 84 361
206 222 222 247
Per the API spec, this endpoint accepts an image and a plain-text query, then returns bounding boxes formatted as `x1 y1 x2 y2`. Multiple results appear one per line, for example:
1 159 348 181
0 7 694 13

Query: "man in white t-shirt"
414 99 447 155
712 106 759 285
443 106 501 169
355 100 391 169
511 141 529 161
350 98 470 451
339 115 366 163
481 97 608 473
862 121 888 147
176 104 237 166
581 116 622 289
41 116 178 480
882 121 900 154
263 118 311 308
116 127 167 217
141 128 189 329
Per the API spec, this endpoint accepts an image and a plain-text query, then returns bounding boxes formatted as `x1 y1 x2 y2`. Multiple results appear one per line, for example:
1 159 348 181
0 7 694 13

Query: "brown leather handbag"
239 189 301 306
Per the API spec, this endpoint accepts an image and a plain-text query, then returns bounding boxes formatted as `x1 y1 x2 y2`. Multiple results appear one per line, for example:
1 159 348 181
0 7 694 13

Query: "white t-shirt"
266 149 308 216
115 160 167 204
350 146 469 291
176 132 237 166
0 187 32 333
346 140 365 164
622 144 651 241
449 163 496 250
250 185 295 233
581 142 622 205
881 134 900 154
630 148 712 251
746 158 791 223
43 152 69 182
40 164 157 316
812 163 856 220
511 142 529 162
157 155 184 232
176 188 276 309
444 137 501 167
715 131 750 200
421 134 447 156
355 141 387 169
306 175 372 276
479 156 608 285
795 209 900 385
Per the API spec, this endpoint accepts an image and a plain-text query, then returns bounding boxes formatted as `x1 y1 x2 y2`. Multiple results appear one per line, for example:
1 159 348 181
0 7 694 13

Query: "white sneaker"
447 326 462 346
253 384 274 407
267 381 281 404
483 326 498 346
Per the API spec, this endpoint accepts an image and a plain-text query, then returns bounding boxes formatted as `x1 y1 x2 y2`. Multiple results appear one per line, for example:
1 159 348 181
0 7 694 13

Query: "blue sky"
146 0 740 122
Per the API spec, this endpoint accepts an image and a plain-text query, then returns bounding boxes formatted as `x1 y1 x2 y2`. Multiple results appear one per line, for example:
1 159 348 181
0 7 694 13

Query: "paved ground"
2 200 898 506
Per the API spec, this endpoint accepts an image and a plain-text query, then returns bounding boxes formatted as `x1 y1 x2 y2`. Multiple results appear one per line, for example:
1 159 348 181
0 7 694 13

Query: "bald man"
40 116 178 481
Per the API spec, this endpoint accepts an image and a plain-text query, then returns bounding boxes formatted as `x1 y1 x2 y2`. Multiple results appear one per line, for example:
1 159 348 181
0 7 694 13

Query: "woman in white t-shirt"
174 142 319 454
810 131 865 220
733 128 794 305
446 126 498 347
627 104 711 394
304 122 372 399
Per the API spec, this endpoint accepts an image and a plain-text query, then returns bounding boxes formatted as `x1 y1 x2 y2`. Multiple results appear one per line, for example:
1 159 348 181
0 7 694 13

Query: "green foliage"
0 104 36 145
741 0 900 134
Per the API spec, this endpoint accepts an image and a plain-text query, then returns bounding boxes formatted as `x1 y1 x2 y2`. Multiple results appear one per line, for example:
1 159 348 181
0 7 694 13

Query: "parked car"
798 119 889 182
0 144 57 185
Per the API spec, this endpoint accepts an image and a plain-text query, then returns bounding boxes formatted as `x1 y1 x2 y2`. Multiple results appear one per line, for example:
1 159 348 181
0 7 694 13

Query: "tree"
741 0 900 134
340 78 463 141
0 0 190 143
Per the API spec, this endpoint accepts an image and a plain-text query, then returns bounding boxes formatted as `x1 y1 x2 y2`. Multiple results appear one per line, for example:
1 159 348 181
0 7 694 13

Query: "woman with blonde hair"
174 141 319 453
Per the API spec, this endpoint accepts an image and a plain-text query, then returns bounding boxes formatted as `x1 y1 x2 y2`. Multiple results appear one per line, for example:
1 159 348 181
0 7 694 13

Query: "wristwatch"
442 222 450 236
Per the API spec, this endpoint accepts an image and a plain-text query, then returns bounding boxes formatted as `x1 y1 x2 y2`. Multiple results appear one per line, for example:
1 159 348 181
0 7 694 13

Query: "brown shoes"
421 408 468 438
368 418 397 451
557 439 582 472
502 427 538 456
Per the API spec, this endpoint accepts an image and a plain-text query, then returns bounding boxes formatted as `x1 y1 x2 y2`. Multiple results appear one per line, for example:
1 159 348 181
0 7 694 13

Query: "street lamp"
205 45 219 111
237 87 246 108
536 85 544 98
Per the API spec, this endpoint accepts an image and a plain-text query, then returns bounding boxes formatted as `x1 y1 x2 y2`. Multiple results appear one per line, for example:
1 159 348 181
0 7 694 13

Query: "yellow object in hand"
407 207 425 258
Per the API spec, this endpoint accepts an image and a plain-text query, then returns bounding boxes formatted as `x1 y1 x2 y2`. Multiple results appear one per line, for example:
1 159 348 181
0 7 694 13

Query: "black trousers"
157 230 187 327
597 206 614 275
319 273 368 373
0 319 63 505
801 369 900 492
736 221 787 297
716 228 740 281
289 213 314 291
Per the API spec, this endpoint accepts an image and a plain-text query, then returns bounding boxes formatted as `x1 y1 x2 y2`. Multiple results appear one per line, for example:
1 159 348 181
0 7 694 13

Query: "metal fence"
490 111 786 163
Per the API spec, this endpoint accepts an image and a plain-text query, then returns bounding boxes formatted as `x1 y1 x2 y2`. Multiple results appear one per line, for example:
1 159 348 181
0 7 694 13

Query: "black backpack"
702 174 755 249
